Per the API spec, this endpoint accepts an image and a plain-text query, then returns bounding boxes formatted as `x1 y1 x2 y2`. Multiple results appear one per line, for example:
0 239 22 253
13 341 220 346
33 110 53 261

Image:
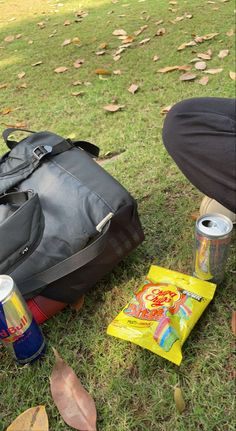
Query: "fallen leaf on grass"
195 32 219 42
179 72 197 81
226 28 234 37
103 104 125 112
0 84 8 89
3 121 28 128
195 61 207 70
50 349 97 431
64 20 71 26
156 27 166 36
72 37 81 45
198 76 209 85
174 387 186 413
95 50 105 56
19 83 27 89
197 52 212 60
153 55 160 61
54 66 68 73
231 311 236 336
218 49 229 59
204 68 223 74
123 35 134 43
177 40 196 50
4 35 15 42
31 61 43 67
99 42 108 49
155 19 164 25
72 91 84 97
160 105 172 115
158 65 191 73
37 21 45 29
134 24 148 36
6 406 48 431
72 80 82 85
113 29 127 36
113 69 122 75
73 58 84 68
128 83 139 94
229 71 236 80
95 68 112 75
62 38 71 46
139 37 150 45
17 72 25 79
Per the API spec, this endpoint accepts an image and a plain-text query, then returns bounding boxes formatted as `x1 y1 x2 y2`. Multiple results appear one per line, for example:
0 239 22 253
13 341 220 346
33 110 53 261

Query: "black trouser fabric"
162 97 236 213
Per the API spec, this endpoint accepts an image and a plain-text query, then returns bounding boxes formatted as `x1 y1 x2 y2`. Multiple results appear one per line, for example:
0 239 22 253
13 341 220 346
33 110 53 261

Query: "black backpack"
0 128 144 303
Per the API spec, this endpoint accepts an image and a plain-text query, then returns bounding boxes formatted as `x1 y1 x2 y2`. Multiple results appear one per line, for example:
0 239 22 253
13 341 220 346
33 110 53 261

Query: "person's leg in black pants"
162 97 236 216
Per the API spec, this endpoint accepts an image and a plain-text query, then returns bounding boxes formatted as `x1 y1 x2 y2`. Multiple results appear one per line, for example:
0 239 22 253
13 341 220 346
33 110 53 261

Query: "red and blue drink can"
0 275 46 364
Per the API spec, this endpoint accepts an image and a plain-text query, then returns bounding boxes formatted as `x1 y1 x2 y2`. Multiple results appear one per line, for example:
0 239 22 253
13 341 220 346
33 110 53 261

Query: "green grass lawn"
0 0 235 430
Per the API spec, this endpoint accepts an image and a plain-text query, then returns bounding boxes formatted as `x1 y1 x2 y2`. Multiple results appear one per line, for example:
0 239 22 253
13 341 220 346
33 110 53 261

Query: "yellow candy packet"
107 265 216 365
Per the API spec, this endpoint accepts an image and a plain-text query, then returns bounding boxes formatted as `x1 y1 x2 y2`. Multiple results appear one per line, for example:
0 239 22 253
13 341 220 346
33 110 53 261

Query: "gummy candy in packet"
107 265 216 365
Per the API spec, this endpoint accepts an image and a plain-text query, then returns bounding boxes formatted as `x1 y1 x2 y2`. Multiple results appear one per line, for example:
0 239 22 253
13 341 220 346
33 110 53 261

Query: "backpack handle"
2 128 35 149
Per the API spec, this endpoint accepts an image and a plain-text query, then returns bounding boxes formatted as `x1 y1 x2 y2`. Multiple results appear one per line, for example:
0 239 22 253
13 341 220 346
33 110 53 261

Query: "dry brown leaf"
95 50 105 56
226 28 234 37
123 35 134 43
71 295 85 311
4 121 28 128
99 42 108 49
158 66 179 73
28 40 33 44
229 71 236 80
180 72 197 81
50 349 97 431
72 37 81 45
103 104 125 112
1 108 13 115
231 311 236 336
195 61 207 70
156 27 166 36
6 406 48 431
204 68 223 74
139 37 151 45
112 29 127 36
37 21 45 29
54 66 68 73
153 55 160 62
198 76 209 85
0 84 8 89
72 91 84 97
134 25 148 36
174 387 186 413
62 38 71 46
95 68 112 75
31 61 43 67
113 55 121 61
4 35 15 42
75 10 88 18
72 80 82 86
197 52 212 60
177 40 196 50
19 83 27 89
64 20 71 26
73 59 84 68
218 49 229 59
16 34 22 39
160 105 172 115
17 72 25 79
128 84 139 94
113 69 122 75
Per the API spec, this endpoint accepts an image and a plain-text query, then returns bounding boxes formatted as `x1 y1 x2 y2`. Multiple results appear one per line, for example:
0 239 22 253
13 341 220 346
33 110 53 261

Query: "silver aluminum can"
0 275 46 364
193 213 233 284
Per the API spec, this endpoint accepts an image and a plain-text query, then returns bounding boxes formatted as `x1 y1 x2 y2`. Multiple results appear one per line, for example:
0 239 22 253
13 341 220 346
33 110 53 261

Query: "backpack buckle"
33 145 52 161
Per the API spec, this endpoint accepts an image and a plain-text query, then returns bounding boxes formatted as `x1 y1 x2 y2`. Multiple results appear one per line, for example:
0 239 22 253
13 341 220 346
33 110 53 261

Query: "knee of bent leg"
162 98 198 157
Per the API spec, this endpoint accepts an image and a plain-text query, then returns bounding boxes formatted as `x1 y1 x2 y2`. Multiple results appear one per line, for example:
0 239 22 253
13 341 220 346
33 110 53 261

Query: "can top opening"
0 275 14 301
197 213 233 237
